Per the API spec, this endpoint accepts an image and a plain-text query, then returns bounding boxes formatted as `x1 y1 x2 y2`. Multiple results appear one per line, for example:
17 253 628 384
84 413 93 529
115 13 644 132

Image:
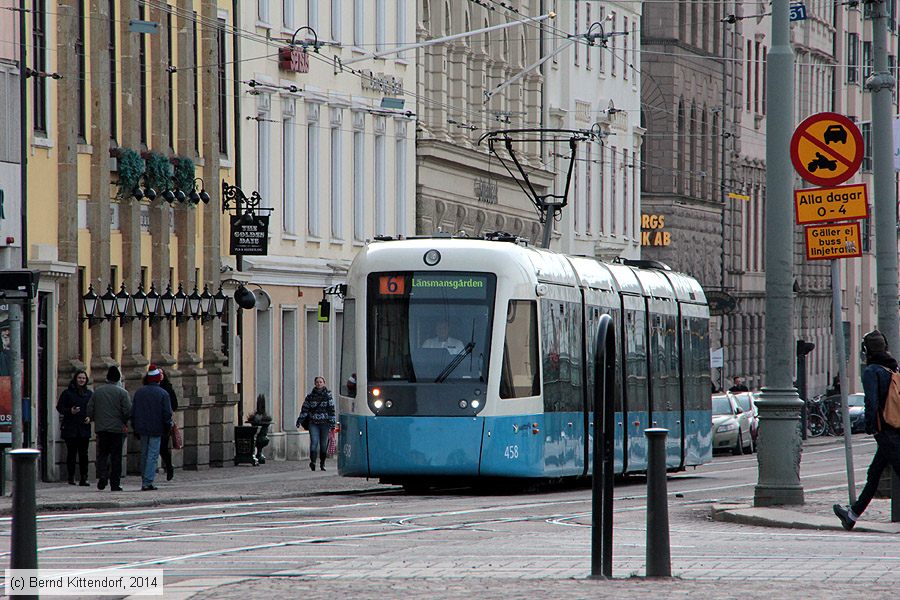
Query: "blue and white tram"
336 236 712 484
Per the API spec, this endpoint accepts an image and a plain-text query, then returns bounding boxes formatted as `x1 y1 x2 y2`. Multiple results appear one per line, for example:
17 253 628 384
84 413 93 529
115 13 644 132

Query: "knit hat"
863 329 888 354
106 365 121 383
146 364 163 384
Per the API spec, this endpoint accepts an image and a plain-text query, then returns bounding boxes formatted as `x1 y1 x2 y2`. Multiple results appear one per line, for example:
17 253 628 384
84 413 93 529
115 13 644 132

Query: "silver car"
712 393 754 455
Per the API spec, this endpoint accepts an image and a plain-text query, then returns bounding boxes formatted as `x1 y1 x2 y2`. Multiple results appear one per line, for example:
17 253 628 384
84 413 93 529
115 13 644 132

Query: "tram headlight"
423 249 441 266
373 399 384 410
372 388 381 397
470 400 480 409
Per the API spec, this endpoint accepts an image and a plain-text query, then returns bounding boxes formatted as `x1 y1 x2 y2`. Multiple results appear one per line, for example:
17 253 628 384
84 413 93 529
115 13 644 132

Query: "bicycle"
821 394 845 436
805 396 827 437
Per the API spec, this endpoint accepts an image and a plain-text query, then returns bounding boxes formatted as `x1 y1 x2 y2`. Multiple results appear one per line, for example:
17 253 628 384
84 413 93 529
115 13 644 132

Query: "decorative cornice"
27 260 77 279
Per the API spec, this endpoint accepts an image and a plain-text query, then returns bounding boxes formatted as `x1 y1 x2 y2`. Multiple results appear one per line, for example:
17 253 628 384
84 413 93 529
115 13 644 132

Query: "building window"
256 308 273 414
167 13 174 148
258 0 269 23
331 125 343 239
597 6 604 72
283 0 294 28
610 146 617 234
308 120 320 236
139 4 148 146
847 32 859 84
281 309 298 429
574 0 580 66
283 115 296 234
308 0 318 29
754 41 761 114
353 129 365 241
746 39 752 111
258 113 271 214
76 0 86 141
585 143 592 233
331 0 341 42
861 121 872 172
376 0 385 51
375 131 385 235
32 0 47 135
395 135 406 236
193 15 199 154
622 16 628 80
598 144 605 234
586 3 591 70
354 0 364 46
622 148 629 236
217 19 228 155
396 0 407 53
610 12 617 77
762 47 767 115
108 0 117 143
862 40 873 80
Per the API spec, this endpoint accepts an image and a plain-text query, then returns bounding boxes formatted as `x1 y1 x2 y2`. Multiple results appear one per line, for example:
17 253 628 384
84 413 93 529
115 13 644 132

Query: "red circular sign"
789 112 864 187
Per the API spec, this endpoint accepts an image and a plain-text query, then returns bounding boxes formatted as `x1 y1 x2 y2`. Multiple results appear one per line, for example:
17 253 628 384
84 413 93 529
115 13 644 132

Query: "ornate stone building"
416 1 552 242
23 0 236 479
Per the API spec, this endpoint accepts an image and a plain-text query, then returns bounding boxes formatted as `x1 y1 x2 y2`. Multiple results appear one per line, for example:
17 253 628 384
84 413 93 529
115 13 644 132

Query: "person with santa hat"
131 364 173 491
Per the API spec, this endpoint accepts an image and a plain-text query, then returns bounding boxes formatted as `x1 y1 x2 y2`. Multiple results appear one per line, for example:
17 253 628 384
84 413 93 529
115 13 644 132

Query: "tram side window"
540 299 582 412
500 300 540 398
340 300 356 396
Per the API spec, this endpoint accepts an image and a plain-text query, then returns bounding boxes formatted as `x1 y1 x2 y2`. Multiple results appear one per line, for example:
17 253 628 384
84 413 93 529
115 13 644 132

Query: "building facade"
545 0 643 260
416 1 552 243
22 0 237 480
235 0 416 461
641 1 899 395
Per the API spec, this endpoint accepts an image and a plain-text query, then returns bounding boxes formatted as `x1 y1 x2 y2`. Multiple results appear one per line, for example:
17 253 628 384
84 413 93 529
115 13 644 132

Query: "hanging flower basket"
144 150 171 193
172 155 196 198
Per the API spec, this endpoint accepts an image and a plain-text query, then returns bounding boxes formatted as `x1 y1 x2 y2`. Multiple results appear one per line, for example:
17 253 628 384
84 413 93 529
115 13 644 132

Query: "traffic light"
797 340 815 357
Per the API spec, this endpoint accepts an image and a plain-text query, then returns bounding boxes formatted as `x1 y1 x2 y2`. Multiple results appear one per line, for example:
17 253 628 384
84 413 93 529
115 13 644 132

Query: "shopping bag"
327 428 337 457
171 422 184 450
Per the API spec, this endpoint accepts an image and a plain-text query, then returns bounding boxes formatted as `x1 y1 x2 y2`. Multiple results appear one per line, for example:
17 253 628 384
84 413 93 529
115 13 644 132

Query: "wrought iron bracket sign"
222 180 273 256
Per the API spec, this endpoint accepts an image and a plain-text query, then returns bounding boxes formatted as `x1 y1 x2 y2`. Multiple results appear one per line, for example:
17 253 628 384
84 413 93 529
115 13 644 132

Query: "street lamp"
160 284 175 319
114 283 132 322
187 178 211 205
146 284 161 320
131 173 158 201
188 285 202 318
82 284 99 324
173 283 188 319
132 284 148 319
199 285 214 320
100 285 116 320
213 285 228 319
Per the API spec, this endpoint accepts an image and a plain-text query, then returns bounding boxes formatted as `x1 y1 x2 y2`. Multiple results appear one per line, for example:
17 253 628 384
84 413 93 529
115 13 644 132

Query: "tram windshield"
367 272 496 383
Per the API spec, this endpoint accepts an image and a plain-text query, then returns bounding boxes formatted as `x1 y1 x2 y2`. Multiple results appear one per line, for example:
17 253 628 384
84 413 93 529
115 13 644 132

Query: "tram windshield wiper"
434 342 476 383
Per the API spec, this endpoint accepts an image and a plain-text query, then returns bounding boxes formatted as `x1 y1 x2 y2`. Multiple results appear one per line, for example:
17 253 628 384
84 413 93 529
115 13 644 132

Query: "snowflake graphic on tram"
336 236 712 488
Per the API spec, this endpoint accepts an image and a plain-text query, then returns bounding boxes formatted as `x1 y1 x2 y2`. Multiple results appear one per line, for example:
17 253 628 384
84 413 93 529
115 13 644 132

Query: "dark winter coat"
87 383 132 433
297 387 336 429
131 383 174 437
56 384 93 440
160 378 179 412
862 351 900 434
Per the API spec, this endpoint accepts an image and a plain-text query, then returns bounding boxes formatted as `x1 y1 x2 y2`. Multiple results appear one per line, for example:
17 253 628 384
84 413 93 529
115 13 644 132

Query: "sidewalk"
0 459 385 516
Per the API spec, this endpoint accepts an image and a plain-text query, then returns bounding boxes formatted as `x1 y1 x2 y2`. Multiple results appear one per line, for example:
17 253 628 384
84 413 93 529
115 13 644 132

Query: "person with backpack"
833 329 900 530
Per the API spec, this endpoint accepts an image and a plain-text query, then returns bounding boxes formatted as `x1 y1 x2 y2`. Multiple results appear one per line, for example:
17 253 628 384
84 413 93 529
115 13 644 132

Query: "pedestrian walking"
834 329 900 530
297 376 336 471
246 394 272 464
56 370 93 486
158 369 179 481
87 365 131 492
131 364 174 491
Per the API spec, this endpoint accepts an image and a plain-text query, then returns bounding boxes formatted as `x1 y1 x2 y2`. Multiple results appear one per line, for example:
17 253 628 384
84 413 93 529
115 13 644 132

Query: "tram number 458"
503 445 519 459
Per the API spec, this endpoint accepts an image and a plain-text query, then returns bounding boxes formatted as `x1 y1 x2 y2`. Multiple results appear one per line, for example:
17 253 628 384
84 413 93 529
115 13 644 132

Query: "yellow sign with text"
804 222 862 261
794 183 868 225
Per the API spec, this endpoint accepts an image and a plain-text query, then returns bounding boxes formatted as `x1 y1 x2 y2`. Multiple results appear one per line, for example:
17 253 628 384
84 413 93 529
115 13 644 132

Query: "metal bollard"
590 314 615 579
645 428 671 578
10 449 40 600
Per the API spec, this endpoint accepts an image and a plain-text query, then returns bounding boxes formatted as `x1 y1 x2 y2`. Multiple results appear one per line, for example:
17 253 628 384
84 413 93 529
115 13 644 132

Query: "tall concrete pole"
754 0 804 506
866 0 900 522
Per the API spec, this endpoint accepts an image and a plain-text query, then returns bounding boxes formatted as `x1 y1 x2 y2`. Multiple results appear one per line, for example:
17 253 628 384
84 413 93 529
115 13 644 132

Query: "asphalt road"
1 435 898 599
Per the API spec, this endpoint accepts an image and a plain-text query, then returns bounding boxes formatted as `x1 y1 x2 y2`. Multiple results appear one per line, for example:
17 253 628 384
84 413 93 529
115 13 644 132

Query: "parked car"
712 393 754 455
847 393 866 433
732 392 759 446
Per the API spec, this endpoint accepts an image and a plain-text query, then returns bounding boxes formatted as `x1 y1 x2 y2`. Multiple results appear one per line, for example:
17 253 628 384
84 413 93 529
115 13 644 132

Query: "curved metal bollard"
10 449 40 600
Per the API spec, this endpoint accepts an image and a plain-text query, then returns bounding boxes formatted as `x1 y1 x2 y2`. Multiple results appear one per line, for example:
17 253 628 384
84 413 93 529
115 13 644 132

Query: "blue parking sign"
790 3 807 21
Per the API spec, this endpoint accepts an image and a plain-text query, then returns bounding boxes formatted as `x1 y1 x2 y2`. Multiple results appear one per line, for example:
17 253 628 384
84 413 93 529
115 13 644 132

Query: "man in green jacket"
87 366 132 491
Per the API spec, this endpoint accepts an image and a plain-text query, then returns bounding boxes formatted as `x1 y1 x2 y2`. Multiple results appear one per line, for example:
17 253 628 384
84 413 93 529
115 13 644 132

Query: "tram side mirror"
317 299 331 323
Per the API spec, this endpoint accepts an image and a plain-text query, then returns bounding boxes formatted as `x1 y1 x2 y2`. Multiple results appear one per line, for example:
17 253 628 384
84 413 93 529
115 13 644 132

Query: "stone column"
174 0 209 470
87 0 115 383
118 0 148 387
200 0 237 468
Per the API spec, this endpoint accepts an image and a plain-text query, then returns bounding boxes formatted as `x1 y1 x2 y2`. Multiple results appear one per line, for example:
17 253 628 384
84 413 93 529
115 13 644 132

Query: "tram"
336 234 712 486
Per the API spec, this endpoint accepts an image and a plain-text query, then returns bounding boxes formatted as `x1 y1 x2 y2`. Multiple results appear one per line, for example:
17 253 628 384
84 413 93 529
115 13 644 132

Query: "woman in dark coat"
297 376 336 471
56 370 93 485
158 369 178 481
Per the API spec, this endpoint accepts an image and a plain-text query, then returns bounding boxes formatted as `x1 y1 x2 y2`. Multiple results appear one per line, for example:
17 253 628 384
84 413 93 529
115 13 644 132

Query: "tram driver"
422 318 465 354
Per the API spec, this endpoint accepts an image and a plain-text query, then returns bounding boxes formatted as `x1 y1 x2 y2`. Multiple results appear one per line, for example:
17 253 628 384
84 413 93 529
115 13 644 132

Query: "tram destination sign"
229 215 269 256
794 183 868 225
375 273 492 300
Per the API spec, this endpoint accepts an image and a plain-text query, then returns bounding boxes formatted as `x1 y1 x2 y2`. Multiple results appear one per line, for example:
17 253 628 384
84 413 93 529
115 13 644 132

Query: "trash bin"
234 426 258 466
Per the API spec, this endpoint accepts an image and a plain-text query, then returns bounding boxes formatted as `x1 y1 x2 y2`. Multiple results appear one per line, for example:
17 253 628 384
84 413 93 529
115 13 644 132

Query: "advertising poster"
0 305 15 439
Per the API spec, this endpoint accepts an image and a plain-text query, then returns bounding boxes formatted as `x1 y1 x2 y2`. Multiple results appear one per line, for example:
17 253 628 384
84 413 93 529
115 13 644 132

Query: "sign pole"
831 260 855 504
